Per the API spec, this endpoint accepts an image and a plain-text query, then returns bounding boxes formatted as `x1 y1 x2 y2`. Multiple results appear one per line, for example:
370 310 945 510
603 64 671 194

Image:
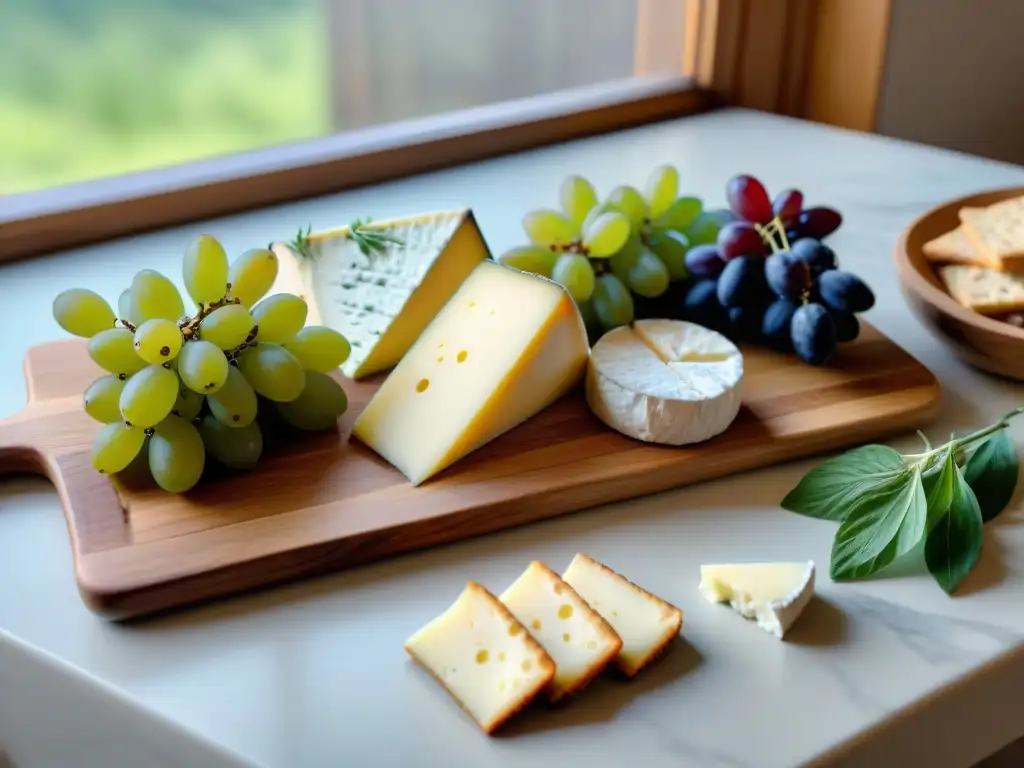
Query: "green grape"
497 245 557 278
200 303 254 350
577 299 604 345
91 422 146 474
580 202 615 235
644 164 680 219
114 436 152 486
608 235 642 285
522 209 577 247
591 273 634 331
207 365 258 427
198 414 263 470
251 294 307 343
628 247 671 298
83 375 127 423
646 228 690 280
131 270 185 322
605 186 650 230
656 196 703 231
171 388 204 421
581 211 630 258
148 415 205 493
117 289 141 326
133 318 183 364
119 364 179 428
53 288 116 338
229 248 278 308
88 328 147 375
685 209 733 246
551 254 595 303
177 340 230 393
275 371 348 431
559 175 598 228
283 326 351 373
237 343 305 402
183 234 229 306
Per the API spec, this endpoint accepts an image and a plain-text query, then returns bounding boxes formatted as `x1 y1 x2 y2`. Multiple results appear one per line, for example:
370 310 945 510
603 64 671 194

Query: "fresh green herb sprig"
284 225 314 259
349 217 404 257
782 407 1022 595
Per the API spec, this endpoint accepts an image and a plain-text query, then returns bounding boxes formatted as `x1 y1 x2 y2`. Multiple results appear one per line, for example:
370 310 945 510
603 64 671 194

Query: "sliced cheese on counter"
272 209 489 379
352 260 589 485
698 561 815 639
561 553 682 678
404 581 555 735
499 561 622 702
586 319 743 446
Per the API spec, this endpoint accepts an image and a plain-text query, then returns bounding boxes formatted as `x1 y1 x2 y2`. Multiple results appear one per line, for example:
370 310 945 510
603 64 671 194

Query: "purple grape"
684 244 726 278
762 298 798 351
765 251 812 300
791 303 837 366
682 279 727 330
726 174 773 224
727 302 768 343
818 270 875 314
717 221 768 260
790 237 837 275
796 207 842 240
772 189 803 226
717 255 767 308
829 309 861 343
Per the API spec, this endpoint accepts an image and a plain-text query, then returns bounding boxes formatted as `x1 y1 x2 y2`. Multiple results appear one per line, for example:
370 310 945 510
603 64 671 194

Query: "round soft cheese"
585 319 744 445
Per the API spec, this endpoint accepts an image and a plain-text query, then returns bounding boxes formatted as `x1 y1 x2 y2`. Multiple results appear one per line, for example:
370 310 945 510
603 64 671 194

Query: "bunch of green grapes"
52 236 352 494
499 164 725 338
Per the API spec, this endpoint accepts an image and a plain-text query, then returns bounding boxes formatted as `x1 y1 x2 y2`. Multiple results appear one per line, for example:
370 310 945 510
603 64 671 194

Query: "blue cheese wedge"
272 209 489 379
404 581 555 735
698 561 815 639
499 561 622 702
561 553 683 677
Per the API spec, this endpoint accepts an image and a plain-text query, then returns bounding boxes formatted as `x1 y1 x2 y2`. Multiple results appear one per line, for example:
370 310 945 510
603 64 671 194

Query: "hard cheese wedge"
698 561 815 639
561 553 682 677
404 581 555 735
352 260 589 485
586 319 743 446
499 561 622 702
272 209 489 379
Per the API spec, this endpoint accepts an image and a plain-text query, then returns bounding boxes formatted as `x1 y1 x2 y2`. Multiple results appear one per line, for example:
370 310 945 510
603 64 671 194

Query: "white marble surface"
2 108 1024 768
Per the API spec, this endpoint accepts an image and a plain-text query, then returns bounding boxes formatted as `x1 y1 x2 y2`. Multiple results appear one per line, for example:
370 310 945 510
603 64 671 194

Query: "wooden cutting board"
0 325 939 620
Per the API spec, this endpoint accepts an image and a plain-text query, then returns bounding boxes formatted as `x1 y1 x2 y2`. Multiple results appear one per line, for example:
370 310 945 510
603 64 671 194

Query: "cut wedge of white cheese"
272 209 489 379
499 560 622 702
561 553 683 677
585 319 743 446
352 260 589 485
698 561 815 639
404 581 555 734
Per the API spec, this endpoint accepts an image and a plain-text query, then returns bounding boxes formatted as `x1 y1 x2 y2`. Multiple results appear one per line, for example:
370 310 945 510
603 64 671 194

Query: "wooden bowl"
895 187 1024 381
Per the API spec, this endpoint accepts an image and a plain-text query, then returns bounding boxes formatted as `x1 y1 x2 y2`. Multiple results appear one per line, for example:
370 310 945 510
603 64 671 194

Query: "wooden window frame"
1 0 892 266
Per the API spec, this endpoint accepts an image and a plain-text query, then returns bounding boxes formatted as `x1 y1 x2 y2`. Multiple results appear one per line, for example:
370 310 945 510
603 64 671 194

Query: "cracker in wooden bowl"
959 197 1024 273
938 265 1024 314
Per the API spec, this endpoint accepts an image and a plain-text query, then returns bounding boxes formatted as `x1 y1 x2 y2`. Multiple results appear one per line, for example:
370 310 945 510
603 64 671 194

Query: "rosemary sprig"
349 217 404 256
285 225 314 259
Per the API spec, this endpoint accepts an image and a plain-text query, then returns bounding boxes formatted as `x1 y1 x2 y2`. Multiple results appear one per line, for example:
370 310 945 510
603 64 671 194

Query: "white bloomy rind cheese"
272 209 489 379
404 581 555 735
353 260 589 485
698 561 816 639
499 561 622 702
586 319 743 446
561 553 683 677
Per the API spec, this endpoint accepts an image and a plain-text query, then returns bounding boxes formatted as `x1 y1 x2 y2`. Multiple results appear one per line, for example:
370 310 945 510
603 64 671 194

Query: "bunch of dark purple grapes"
679 174 875 366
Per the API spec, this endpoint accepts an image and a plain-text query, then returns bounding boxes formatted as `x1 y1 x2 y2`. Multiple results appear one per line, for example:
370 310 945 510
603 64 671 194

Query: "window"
2 0 689 196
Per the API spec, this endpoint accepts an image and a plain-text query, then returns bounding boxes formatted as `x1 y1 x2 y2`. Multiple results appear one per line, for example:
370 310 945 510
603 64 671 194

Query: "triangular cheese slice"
698 561 815 639
272 209 489 379
352 260 589 485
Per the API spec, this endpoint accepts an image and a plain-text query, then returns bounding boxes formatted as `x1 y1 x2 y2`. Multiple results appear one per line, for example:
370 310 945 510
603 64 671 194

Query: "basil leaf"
963 429 1019 522
781 445 904 521
925 463 983 594
922 448 955 533
830 468 927 580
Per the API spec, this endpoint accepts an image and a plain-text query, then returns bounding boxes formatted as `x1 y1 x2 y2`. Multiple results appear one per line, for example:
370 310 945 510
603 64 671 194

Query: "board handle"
0 411 45 476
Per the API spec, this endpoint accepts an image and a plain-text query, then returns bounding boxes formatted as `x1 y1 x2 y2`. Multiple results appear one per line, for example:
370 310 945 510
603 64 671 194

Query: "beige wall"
875 0 1024 165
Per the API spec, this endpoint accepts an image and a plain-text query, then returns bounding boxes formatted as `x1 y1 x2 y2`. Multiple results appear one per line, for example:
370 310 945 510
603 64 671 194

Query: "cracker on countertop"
921 226 987 266
959 197 1024 273
938 264 1024 314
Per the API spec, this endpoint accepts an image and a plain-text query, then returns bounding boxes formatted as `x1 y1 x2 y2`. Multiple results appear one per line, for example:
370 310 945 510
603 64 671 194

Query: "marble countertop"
2 107 1024 768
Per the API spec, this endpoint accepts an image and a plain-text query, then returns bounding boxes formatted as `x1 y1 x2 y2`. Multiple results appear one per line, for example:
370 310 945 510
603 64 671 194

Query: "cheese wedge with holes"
272 210 489 379
404 581 554 734
698 561 815 639
499 561 622 702
586 319 743 446
561 553 682 677
352 260 589 485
